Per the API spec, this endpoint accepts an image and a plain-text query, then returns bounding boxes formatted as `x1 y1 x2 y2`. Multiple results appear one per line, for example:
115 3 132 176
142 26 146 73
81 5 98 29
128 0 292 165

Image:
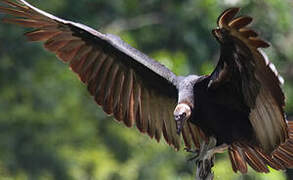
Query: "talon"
184 147 200 162
188 155 199 162
202 150 215 169
194 137 224 180
184 147 199 153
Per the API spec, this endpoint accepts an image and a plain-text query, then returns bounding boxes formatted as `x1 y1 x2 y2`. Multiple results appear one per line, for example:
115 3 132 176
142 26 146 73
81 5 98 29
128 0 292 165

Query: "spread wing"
210 8 293 173
0 0 204 150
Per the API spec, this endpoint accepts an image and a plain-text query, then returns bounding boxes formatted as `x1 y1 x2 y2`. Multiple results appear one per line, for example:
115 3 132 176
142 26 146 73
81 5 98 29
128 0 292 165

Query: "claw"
184 147 199 153
191 137 229 180
188 155 200 162
185 149 200 162
201 149 216 170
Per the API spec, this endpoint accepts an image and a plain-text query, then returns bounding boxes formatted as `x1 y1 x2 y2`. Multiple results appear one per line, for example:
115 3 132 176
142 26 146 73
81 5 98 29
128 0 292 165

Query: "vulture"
1 0 293 174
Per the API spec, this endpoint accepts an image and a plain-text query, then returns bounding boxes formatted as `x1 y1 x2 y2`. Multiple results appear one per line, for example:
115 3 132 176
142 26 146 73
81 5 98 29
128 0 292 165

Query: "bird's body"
1 0 293 175
192 76 254 145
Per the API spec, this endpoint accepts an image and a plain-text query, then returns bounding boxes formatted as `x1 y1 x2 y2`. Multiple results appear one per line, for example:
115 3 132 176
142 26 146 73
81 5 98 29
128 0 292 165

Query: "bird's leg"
195 137 217 180
204 143 229 160
185 137 216 162
187 137 229 180
200 142 228 172
185 147 199 155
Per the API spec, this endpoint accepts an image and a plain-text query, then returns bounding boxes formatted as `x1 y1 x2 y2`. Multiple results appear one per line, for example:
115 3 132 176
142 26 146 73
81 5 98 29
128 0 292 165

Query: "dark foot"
194 138 229 180
184 147 200 161
197 157 214 180
194 137 217 180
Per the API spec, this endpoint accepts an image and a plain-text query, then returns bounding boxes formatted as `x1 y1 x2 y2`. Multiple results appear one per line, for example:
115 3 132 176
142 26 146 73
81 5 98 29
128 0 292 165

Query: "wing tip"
229 121 293 173
230 144 248 173
217 7 240 27
271 120 293 168
216 7 271 49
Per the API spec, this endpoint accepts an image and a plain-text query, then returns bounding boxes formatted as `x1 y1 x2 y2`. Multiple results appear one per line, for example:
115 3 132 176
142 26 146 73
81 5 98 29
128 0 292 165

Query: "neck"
177 75 200 108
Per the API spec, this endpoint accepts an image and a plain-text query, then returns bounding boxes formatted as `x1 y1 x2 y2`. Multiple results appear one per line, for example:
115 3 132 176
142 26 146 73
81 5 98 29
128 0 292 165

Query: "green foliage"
0 0 293 179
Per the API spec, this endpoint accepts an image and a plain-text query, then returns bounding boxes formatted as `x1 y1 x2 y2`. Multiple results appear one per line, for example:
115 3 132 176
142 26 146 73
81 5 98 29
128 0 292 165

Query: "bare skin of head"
174 103 191 134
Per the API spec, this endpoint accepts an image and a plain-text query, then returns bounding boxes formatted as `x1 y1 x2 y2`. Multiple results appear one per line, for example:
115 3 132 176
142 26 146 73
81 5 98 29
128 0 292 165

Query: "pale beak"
173 103 191 135
174 112 186 135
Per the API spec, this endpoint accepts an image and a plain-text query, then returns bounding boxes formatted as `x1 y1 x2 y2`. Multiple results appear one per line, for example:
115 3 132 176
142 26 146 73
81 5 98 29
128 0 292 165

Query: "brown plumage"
1 0 293 175
0 0 204 151
206 8 290 173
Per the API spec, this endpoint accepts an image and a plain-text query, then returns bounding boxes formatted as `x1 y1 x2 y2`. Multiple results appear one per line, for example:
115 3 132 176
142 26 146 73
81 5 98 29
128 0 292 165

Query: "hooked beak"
173 103 191 135
174 113 187 135
212 28 222 43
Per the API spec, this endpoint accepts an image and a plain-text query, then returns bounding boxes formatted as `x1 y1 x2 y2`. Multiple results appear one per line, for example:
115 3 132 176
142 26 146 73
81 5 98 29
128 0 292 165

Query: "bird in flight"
1 0 293 175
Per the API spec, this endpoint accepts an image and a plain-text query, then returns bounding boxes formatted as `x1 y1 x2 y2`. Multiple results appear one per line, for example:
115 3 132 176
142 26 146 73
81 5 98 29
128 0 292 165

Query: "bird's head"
212 27 231 44
173 103 192 135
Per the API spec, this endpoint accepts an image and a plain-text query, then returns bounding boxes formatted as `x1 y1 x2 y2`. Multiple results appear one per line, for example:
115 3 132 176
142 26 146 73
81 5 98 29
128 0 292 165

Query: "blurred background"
0 0 293 179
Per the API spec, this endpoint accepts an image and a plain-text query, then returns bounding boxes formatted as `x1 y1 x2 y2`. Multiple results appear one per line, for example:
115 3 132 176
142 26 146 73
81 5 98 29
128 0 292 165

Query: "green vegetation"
0 0 293 179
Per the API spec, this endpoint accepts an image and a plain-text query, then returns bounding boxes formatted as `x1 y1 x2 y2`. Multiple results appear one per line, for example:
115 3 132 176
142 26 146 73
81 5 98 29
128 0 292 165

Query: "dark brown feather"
167 100 180 150
248 37 270 48
187 123 201 148
0 0 210 155
228 147 238 173
0 6 29 17
254 148 284 170
46 32 79 46
147 91 157 138
44 39 70 52
113 71 125 122
79 49 101 83
2 0 32 12
95 57 114 105
273 150 292 167
87 53 108 83
230 144 248 173
141 88 151 134
72 49 92 74
127 87 135 129
228 16 252 29
103 64 119 114
133 83 144 131
209 6 287 165
122 69 134 127
242 145 269 172
70 45 93 72
2 18 51 27
181 123 192 149
154 96 163 142
162 121 171 145
239 28 258 38
56 40 84 62
25 29 61 41
217 8 240 27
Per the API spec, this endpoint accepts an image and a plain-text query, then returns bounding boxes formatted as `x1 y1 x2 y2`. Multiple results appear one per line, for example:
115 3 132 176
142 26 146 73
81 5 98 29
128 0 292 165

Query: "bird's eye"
181 112 186 118
220 28 229 35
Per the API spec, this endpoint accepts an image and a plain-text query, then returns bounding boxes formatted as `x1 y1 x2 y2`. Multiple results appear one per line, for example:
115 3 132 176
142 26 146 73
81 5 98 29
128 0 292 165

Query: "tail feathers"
229 143 286 173
229 120 293 173
242 145 269 172
255 148 285 170
271 120 293 168
228 144 248 173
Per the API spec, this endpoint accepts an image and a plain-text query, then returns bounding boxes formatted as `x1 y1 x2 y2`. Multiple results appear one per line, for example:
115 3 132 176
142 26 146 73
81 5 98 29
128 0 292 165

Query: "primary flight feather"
1 0 293 174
